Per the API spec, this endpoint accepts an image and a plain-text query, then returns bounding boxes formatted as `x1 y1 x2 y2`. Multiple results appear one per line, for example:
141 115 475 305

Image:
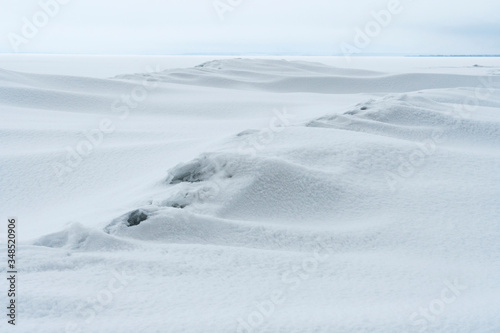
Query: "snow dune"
1 58 500 332
117 58 495 94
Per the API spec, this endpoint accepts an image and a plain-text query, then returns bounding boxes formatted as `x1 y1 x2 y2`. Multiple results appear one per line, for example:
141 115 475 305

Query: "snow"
1 57 499 332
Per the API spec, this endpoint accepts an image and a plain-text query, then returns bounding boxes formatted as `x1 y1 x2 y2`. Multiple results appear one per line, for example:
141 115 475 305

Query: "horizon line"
1 52 500 57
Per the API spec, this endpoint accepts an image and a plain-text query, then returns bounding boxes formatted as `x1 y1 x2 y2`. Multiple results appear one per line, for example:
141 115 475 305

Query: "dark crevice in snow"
167 155 227 184
127 209 148 227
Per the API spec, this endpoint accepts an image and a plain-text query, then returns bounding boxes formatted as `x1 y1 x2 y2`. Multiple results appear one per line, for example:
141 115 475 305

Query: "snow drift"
1 58 500 332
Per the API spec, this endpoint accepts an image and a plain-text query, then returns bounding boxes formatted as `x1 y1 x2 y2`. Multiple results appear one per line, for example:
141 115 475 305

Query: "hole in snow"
127 210 148 227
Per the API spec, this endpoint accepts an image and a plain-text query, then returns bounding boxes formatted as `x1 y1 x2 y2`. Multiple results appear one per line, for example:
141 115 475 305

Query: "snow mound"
115 58 499 94
104 153 254 233
194 58 381 76
34 223 135 251
308 90 500 145
103 86 500 251
5 58 500 332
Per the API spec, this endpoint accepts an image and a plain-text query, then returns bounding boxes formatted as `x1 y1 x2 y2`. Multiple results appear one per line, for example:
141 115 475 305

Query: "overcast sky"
1 0 499 55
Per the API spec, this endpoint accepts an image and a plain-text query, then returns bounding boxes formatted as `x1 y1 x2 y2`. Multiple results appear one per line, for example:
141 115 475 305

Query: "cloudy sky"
1 0 499 55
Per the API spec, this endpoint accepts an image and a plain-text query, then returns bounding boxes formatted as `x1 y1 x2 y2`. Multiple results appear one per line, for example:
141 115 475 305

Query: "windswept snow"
1 58 500 332
116 58 496 94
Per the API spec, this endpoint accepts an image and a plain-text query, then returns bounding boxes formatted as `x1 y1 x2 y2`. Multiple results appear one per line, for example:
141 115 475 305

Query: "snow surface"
1 57 500 332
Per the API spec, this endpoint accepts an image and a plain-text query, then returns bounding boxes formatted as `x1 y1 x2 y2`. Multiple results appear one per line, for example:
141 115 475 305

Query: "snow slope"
1 58 500 332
